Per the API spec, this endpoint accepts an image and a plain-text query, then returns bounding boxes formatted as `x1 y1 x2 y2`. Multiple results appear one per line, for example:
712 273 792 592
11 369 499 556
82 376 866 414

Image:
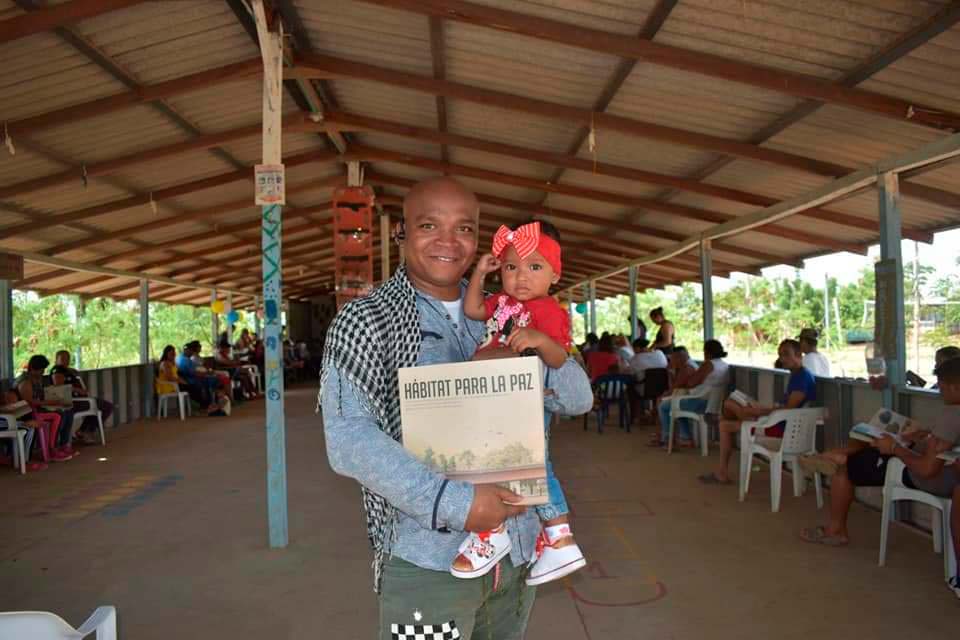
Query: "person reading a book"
801 356 960 547
461 218 588 587
50 350 114 445
16 354 78 459
653 340 727 448
951 464 960 598
700 339 814 485
319 177 593 640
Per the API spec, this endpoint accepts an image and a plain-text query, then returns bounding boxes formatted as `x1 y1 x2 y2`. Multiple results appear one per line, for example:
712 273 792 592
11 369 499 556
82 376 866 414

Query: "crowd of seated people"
1 352 114 472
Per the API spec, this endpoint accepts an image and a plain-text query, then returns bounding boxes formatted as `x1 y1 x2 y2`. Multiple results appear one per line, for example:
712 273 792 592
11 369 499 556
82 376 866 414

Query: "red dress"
478 294 571 353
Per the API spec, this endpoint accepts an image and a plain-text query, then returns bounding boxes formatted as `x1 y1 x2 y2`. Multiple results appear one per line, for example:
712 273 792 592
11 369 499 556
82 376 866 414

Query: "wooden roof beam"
0 0 146 44
365 0 960 131
370 172 791 266
0 149 336 242
323 112 919 244
352 147 873 250
292 52 960 212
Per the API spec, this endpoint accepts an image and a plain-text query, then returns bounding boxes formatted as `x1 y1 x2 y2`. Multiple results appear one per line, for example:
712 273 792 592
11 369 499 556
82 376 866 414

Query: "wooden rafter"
323 112 931 245
428 16 449 164
370 173 789 266
350 146 878 250
0 0 146 43
363 0 960 131
290 51 960 211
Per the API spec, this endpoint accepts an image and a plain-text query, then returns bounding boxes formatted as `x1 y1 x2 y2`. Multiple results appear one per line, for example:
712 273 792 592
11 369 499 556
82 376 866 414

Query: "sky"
714 228 960 293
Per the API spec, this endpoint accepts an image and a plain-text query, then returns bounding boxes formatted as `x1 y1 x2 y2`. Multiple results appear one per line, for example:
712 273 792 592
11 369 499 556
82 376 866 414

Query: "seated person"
802 356 960 547
614 335 634 369
1 389 52 470
803 346 960 476
233 328 254 358
629 338 668 390
655 339 728 448
798 328 831 377
16 354 77 458
50 350 113 444
176 342 224 414
584 334 621 382
700 339 813 484
214 341 258 399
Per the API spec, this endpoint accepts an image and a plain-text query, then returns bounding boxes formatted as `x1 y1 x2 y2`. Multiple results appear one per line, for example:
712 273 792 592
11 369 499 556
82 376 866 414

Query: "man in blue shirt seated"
700 339 815 485
176 341 220 409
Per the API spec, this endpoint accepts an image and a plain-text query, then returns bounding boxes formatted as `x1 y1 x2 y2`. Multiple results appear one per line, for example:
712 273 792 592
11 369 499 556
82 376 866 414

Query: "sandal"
698 472 732 485
799 526 848 547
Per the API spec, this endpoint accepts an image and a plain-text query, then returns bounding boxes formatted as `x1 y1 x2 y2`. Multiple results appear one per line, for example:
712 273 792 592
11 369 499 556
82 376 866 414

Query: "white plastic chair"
668 386 725 456
0 606 116 639
739 408 825 512
157 391 190 421
72 397 105 446
879 457 955 581
0 412 27 474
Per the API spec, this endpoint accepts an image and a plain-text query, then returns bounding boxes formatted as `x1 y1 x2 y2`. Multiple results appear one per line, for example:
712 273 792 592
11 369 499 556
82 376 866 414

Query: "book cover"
0 400 32 419
849 409 914 445
399 356 548 506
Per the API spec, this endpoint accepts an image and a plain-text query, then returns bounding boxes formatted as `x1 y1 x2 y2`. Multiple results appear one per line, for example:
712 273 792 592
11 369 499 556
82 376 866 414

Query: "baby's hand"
475 253 501 275
506 328 545 354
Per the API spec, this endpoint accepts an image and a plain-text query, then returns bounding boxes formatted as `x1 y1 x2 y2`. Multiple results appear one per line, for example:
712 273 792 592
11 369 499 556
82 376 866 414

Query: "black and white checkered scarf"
318 266 421 592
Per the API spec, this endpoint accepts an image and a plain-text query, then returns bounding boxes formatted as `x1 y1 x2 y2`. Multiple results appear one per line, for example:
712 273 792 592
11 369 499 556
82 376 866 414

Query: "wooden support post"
139 279 150 364
878 171 906 408
254 0 288 549
628 265 638 341
700 238 714 342
582 283 589 337
0 280 12 383
254 295 262 337
74 298 84 370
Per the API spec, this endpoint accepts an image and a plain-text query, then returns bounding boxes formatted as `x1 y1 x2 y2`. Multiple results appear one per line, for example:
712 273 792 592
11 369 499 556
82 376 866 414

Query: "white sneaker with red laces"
526 524 586 586
450 524 512 579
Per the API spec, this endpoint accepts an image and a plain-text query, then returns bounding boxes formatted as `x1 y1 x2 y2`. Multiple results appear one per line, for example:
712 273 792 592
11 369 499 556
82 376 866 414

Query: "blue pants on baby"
536 411 568 522
658 397 708 442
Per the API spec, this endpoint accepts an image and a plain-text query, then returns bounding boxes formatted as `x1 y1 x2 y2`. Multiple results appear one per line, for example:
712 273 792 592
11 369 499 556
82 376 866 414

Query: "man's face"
778 344 801 369
938 378 960 404
499 246 557 302
402 179 479 299
57 353 70 367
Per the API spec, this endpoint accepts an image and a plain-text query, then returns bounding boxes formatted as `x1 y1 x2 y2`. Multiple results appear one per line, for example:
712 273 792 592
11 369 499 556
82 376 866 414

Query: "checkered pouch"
390 621 461 640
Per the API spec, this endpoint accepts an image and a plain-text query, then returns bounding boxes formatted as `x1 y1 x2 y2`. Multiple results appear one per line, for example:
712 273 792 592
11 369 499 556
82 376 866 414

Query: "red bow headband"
491 222 562 277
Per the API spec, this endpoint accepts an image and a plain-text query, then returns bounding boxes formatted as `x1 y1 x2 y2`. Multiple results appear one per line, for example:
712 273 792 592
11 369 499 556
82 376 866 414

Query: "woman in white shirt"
654 340 728 448
799 328 831 377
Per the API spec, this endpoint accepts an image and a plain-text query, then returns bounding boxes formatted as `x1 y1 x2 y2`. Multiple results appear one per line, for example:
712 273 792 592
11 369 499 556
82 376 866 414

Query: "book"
399 356 548 506
938 447 960 464
0 400 32 419
848 409 914 446
41 384 74 408
729 390 754 407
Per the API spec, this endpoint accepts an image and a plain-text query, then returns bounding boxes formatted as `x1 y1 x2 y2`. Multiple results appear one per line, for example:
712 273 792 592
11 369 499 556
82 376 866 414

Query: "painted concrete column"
878 171 906 404
211 290 220 350
588 280 597 336
139 279 150 364
226 292 233 347
0 279 12 382
700 238 714 342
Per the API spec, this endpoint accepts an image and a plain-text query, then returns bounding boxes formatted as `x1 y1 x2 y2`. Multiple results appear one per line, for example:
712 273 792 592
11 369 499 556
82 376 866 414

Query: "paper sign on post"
399 356 548 505
255 164 285 205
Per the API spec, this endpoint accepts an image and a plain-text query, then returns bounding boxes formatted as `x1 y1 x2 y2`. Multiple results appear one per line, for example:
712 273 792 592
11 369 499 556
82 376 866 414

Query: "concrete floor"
3 386 956 639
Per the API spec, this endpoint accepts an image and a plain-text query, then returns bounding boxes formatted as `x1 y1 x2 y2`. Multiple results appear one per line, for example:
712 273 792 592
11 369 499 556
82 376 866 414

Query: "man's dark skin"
400 177 527 532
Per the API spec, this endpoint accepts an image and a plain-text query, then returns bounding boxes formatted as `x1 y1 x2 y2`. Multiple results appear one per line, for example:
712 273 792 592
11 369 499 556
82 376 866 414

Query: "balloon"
226 310 239 324
211 300 225 314
575 302 587 314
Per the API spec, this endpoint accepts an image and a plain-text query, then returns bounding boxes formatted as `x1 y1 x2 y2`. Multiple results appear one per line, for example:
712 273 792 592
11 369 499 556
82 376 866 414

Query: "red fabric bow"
491 222 562 276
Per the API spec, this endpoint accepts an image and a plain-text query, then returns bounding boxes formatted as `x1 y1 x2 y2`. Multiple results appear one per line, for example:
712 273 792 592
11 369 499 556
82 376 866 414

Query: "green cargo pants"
379 556 536 640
